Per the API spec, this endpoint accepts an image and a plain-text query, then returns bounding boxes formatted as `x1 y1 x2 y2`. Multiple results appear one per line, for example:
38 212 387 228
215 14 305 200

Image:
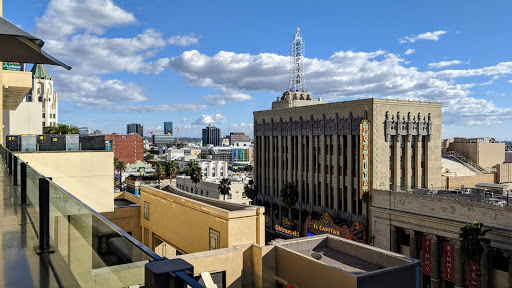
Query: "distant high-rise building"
202 125 220 146
164 121 173 135
127 123 143 137
78 127 89 135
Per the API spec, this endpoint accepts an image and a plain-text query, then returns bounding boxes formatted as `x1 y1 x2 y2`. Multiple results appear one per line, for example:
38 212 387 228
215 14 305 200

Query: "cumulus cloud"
168 34 200 46
231 122 254 137
37 0 201 113
37 0 136 39
169 49 512 126
428 60 463 69
404 49 415 55
192 114 227 125
400 30 447 43
202 89 253 106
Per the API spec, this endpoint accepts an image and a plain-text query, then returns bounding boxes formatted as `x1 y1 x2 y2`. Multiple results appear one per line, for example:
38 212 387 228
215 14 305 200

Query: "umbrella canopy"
0 17 71 70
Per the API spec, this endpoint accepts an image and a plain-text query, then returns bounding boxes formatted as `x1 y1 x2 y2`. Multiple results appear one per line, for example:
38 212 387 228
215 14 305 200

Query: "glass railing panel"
48 182 156 287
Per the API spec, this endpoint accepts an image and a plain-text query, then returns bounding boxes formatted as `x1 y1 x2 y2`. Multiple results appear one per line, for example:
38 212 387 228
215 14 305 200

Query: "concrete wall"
496 163 512 184
17 151 114 212
3 101 43 136
443 173 495 189
176 176 249 204
101 192 142 241
140 185 264 255
449 142 505 169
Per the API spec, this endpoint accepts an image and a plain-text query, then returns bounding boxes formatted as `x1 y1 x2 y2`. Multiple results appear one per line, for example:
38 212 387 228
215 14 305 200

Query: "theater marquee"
359 120 371 201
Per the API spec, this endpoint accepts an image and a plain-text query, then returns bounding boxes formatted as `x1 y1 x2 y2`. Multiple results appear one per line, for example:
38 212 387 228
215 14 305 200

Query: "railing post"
20 162 28 206
13 156 18 186
36 177 54 254
8 151 13 176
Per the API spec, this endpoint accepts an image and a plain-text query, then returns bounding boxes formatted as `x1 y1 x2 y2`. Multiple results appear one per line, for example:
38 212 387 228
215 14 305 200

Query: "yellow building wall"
140 186 264 255
16 151 114 212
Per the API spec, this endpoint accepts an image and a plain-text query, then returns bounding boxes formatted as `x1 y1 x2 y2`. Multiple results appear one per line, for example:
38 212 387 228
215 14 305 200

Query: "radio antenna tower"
288 28 307 92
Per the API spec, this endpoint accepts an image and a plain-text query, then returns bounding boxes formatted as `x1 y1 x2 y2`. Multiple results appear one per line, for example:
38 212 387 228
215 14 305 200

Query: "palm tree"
185 161 202 192
218 178 231 201
114 158 127 189
460 222 493 264
165 160 179 179
43 124 80 134
244 179 258 203
154 163 164 184
280 182 299 220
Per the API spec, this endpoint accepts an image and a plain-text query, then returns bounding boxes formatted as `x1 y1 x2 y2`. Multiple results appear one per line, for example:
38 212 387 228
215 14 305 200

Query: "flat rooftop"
273 234 416 276
161 185 253 211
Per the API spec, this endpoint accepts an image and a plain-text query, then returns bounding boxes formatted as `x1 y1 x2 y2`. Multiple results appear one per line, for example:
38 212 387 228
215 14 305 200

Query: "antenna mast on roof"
288 28 307 93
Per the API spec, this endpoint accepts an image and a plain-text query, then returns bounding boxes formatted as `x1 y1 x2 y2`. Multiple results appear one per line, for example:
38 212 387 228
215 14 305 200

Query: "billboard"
2 62 21 71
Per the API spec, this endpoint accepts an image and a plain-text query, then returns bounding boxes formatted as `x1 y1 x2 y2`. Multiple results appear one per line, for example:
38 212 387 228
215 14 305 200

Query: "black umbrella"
0 17 71 70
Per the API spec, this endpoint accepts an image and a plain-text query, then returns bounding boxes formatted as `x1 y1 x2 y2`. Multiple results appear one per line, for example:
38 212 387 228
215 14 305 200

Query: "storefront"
305 212 367 243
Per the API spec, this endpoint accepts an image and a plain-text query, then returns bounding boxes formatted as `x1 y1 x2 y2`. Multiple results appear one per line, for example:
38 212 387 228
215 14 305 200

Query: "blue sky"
4 0 512 140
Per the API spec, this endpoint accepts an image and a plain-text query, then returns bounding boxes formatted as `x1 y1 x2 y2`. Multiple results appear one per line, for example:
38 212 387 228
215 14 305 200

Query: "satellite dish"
296 27 300 32
311 252 323 260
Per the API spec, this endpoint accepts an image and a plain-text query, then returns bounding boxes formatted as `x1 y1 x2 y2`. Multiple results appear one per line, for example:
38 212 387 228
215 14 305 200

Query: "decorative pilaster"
428 234 439 288
390 226 399 253
406 229 418 259
452 240 464 288
333 135 340 210
347 135 353 213
320 134 326 207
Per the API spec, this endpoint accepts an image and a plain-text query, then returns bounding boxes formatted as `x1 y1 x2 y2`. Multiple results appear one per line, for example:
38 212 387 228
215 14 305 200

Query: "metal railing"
445 151 489 174
0 145 204 288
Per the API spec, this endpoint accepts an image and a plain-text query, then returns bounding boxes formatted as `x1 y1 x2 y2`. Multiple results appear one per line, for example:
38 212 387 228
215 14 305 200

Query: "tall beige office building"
254 97 442 235
254 29 441 239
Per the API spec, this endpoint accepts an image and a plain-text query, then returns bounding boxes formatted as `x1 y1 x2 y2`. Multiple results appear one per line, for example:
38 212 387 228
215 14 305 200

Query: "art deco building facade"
254 96 441 237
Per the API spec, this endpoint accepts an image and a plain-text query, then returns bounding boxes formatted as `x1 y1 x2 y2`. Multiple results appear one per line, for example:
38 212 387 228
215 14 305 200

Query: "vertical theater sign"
360 120 370 202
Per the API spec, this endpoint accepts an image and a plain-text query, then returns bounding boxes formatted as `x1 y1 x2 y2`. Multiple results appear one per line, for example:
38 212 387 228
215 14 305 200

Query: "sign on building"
468 262 478 288
305 212 366 243
422 237 431 275
443 242 454 282
359 120 370 200
2 62 21 71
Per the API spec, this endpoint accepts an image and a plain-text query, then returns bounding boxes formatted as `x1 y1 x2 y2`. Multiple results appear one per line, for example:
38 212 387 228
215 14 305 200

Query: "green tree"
185 160 202 192
245 164 253 172
165 160 179 179
244 179 258 203
154 163 164 184
177 142 185 149
43 124 80 134
459 222 493 264
280 182 299 220
146 153 155 160
114 158 127 189
218 178 231 201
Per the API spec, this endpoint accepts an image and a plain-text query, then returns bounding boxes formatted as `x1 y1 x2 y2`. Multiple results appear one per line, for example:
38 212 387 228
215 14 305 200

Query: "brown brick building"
104 133 143 164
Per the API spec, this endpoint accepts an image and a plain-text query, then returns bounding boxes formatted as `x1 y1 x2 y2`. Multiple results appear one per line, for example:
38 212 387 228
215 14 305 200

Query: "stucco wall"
444 173 495 189
16 151 114 212
140 186 264 255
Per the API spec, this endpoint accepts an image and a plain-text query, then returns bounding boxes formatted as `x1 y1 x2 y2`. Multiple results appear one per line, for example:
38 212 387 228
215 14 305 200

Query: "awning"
0 17 71 70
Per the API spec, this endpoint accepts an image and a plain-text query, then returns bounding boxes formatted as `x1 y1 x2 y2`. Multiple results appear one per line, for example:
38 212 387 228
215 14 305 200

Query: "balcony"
2 70 32 110
0 146 203 287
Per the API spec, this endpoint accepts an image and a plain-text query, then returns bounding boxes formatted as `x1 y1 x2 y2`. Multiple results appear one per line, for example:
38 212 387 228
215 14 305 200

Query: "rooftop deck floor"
0 160 58 287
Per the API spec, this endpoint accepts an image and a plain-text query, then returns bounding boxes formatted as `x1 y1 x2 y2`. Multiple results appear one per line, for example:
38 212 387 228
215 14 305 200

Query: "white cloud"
231 122 254 137
168 34 200 47
38 0 136 39
192 114 227 125
202 89 253 106
181 118 191 123
404 49 415 55
400 30 447 43
169 49 512 126
77 103 207 113
428 60 462 69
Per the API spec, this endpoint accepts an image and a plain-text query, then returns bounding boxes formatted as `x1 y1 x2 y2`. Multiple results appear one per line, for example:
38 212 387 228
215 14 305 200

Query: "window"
42 113 45 118
144 201 150 220
227 193 232 200
209 229 220 250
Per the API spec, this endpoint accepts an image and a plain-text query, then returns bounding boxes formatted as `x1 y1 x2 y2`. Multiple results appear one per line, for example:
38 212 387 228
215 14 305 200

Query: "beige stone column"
278 136 283 193
333 135 340 210
415 136 422 189
287 135 292 184
354 135 359 215
390 226 399 253
407 229 417 259
298 135 303 202
404 136 412 191
308 135 313 205
429 235 440 288
262 136 267 195
269 136 274 197
347 135 353 213
393 136 401 191
454 240 464 288
481 250 489 288
340 135 345 211
320 134 326 207
426 135 432 190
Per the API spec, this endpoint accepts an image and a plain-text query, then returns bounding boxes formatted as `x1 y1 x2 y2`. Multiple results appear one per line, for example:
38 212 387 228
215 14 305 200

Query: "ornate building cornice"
385 111 433 142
